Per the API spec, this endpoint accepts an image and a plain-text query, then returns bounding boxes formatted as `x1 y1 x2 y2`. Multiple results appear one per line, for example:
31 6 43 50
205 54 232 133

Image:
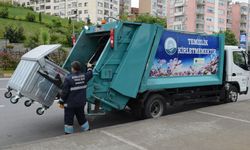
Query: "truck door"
231 51 249 93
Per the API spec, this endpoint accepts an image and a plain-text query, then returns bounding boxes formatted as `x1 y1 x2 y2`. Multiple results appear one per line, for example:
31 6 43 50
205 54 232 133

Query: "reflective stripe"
70 85 87 91
72 75 85 79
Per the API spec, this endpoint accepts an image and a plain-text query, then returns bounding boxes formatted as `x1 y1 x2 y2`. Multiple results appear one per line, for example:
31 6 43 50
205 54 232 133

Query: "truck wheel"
226 85 238 102
144 94 166 118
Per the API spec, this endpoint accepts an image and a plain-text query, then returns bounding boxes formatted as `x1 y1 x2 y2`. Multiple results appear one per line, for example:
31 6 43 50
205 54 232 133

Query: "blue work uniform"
60 69 93 134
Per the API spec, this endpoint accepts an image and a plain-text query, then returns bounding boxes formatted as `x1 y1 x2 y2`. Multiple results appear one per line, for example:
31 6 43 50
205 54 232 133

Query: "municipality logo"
164 37 177 55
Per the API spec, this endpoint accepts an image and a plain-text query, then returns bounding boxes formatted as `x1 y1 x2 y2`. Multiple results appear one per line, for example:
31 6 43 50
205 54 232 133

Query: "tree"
39 12 42 23
0 7 8 18
68 17 71 25
119 13 167 27
24 32 40 49
4 25 25 43
40 29 50 44
219 30 238 45
26 12 36 22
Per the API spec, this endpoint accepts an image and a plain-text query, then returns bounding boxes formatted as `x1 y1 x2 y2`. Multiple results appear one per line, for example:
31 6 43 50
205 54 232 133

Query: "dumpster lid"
22 44 61 61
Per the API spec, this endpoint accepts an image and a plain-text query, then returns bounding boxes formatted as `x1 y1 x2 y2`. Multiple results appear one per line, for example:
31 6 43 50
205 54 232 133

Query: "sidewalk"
3 100 250 150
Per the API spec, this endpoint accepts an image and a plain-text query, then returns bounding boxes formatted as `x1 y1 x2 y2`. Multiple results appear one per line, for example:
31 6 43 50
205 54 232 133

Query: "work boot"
64 125 74 134
81 121 90 132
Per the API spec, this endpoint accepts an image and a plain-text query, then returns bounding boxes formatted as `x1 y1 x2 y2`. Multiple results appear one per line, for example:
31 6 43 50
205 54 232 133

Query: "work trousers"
64 106 87 126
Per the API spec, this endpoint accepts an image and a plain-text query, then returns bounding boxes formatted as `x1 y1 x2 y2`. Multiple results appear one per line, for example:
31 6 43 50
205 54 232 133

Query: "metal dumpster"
4 44 69 115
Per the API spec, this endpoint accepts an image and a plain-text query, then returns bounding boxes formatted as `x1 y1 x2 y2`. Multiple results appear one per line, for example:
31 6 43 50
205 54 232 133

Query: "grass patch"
0 18 50 38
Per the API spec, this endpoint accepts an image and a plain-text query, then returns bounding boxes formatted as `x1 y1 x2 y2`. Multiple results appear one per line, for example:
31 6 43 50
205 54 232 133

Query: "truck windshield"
233 51 248 70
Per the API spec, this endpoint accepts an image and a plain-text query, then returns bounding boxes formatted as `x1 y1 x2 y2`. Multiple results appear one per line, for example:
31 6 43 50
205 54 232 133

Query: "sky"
131 0 249 8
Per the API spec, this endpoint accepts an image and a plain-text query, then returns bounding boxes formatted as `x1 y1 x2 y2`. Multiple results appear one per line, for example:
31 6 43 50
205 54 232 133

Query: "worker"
59 61 93 134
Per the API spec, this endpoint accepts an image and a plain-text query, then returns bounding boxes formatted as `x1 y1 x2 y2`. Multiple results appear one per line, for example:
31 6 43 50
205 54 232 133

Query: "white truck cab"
224 45 250 100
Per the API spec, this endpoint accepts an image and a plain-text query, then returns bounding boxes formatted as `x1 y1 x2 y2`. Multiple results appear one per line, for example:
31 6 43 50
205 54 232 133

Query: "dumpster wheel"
10 96 19 104
36 107 45 115
4 91 12 98
24 100 33 107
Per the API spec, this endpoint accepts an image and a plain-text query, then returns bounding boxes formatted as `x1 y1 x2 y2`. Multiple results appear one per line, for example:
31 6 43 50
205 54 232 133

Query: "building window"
79 10 82 14
54 6 59 10
110 11 113 17
72 2 77 7
207 7 214 13
207 25 214 32
206 17 213 22
104 10 109 15
104 2 109 8
207 0 215 3
84 10 88 14
46 6 51 9
219 9 224 15
218 18 224 23
78 3 82 7
98 10 103 14
36 7 39 10
110 4 113 9
68 4 71 8
219 1 224 6
46 0 50 2
84 2 88 7
54 0 59 2
98 2 103 7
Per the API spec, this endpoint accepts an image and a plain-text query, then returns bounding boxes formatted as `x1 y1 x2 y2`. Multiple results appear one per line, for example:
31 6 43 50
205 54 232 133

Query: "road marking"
0 78 9 81
0 105 5 108
101 130 148 150
196 110 250 124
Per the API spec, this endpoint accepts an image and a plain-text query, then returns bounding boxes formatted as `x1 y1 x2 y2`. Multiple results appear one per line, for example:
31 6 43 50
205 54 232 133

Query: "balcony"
196 9 204 15
175 1 185 7
196 18 204 24
241 11 247 16
196 0 205 6
174 11 184 16
240 19 247 24
226 24 232 29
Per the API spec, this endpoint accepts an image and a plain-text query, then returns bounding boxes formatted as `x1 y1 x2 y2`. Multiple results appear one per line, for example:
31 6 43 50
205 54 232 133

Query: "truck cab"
225 46 250 98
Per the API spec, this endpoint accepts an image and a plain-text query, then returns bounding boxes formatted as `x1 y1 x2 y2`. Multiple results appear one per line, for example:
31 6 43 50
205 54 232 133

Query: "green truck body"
63 21 225 112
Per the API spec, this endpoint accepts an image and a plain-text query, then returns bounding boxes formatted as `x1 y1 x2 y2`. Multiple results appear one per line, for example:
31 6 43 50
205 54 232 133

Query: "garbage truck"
5 21 250 118
62 21 250 118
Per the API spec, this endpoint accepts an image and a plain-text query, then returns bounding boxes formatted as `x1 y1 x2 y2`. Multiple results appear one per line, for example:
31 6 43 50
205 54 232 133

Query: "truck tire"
144 94 166 118
226 85 238 103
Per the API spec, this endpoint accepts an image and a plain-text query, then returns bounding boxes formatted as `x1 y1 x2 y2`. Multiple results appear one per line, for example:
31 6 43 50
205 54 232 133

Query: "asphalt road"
0 78 249 148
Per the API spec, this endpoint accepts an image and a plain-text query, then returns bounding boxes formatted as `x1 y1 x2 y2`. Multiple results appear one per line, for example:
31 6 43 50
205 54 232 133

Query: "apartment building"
228 2 250 42
119 0 131 15
139 0 167 18
167 0 229 34
14 0 120 24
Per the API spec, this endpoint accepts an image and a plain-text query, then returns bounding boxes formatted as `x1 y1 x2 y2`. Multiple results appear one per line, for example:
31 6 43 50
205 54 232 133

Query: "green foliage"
24 31 39 48
219 30 238 45
119 13 167 27
0 7 8 18
40 29 50 44
39 12 42 23
51 19 62 28
4 25 25 43
68 17 71 25
25 12 35 22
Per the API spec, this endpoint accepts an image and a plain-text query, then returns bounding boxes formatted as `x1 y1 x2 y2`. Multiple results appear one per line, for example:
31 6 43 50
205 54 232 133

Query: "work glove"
87 63 93 71
58 99 64 109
